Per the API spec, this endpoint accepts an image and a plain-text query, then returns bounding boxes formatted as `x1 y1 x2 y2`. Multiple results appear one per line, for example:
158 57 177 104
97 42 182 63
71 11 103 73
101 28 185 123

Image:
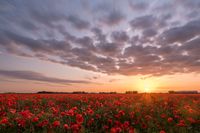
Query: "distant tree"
125 91 138 94
168 91 175 94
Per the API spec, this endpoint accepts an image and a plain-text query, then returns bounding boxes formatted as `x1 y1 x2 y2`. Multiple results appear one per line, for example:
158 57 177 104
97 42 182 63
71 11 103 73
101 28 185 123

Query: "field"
0 94 200 133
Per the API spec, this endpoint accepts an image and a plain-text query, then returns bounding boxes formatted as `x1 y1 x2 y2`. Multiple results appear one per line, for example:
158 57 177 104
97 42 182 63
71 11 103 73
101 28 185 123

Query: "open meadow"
0 94 200 133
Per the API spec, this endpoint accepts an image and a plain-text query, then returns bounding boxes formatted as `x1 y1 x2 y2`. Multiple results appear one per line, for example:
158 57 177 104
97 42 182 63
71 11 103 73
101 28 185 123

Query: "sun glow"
137 78 158 92
144 84 151 92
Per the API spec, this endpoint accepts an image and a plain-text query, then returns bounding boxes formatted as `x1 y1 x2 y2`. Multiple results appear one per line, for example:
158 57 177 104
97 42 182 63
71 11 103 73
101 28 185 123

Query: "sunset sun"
138 79 157 93
144 85 151 92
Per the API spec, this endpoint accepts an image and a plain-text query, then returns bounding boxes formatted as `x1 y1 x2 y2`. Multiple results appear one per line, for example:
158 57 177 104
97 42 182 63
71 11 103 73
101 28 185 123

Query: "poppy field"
0 94 200 133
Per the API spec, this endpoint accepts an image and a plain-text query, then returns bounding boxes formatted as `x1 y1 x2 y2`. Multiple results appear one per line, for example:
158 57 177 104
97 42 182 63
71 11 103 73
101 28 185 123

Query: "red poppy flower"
123 121 129 129
142 123 147 129
76 114 84 124
103 125 109 130
64 124 69 129
87 108 94 115
0 117 8 124
187 117 196 124
167 117 173 123
53 120 60 127
10 109 16 114
71 123 80 131
32 117 39 122
111 127 122 133
160 130 166 133
177 120 186 127
160 113 166 118
20 110 33 119
37 120 49 127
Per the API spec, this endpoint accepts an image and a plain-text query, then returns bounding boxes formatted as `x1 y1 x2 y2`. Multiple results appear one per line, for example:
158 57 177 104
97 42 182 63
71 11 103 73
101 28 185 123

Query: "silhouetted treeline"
99 92 117 94
37 91 89 94
36 90 199 94
125 91 138 94
168 91 198 94
37 91 117 94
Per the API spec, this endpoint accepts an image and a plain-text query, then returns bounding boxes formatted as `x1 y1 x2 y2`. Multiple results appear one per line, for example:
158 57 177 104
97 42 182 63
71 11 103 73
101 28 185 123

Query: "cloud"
129 14 169 32
100 10 125 26
177 0 200 9
181 37 200 55
142 28 157 38
0 0 200 77
29 8 67 29
129 1 149 11
0 70 92 85
129 15 156 30
67 15 90 30
111 31 129 43
0 30 72 56
160 19 200 44
91 27 107 43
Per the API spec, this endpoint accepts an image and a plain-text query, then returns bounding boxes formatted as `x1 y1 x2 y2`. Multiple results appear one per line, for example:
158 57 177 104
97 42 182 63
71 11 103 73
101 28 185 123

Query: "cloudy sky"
0 0 200 93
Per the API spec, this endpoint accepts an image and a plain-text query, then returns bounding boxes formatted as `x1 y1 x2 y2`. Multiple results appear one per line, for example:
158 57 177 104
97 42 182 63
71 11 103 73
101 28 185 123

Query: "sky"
0 0 200 93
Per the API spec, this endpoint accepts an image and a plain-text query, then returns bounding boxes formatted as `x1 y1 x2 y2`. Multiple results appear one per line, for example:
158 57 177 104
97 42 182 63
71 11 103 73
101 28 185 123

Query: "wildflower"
187 117 196 124
142 123 147 129
96 114 101 119
76 114 84 124
0 117 8 124
53 120 60 127
17 119 26 127
128 127 135 133
87 108 94 115
66 109 75 116
177 120 186 127
123 121 129 129
64 124 69 129
37 120 49 127
87 118 94 126
32 117 39 122
51 107 58 114
118 110 125 116
160 113 166 118
20 110 33 119
71 123 80 132
160 130 166 133
10 109 16 114
103 125 109 130
167 117 173 123
111 127 122 133
145 115 152 121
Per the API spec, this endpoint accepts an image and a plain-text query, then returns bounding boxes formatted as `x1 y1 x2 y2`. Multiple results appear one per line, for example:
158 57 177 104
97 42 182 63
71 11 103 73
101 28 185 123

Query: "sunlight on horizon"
137 78 159 92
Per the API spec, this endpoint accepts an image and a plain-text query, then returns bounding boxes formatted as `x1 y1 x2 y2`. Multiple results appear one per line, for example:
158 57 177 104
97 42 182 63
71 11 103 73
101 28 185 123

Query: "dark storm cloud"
0 0 200 77
0 70 92 85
